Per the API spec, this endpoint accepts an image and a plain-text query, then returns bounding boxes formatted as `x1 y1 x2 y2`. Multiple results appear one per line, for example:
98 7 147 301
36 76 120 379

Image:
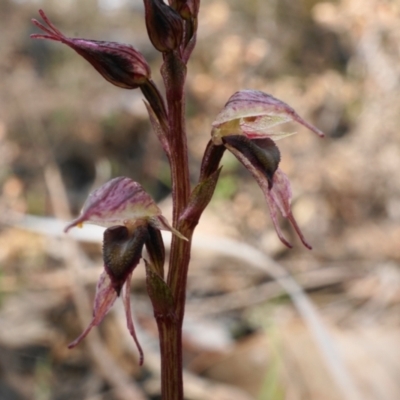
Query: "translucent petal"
212 90 324 141
239 117 297 141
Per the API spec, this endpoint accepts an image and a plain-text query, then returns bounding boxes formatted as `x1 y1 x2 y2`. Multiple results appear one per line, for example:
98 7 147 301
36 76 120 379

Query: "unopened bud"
144 0 183 52
169 0 199 19
31 9 151 89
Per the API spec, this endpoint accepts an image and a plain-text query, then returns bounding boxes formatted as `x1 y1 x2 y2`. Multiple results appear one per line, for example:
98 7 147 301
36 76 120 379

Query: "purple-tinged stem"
155 50 192 400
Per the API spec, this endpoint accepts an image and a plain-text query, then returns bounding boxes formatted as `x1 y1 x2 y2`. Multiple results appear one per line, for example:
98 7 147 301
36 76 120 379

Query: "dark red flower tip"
144 0 183 52
31 9 151 89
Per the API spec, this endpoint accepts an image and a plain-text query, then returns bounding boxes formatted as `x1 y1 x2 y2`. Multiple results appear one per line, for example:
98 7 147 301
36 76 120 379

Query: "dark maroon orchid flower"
65 177 185 364
211 90 324 249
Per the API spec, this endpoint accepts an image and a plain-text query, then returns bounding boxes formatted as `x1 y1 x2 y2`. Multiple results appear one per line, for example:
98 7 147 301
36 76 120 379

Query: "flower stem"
162 52 190 223
156 315 184 400
157 50 192 400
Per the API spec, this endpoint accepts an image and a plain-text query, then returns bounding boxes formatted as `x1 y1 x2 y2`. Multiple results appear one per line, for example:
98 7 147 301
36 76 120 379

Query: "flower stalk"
158 49 191 399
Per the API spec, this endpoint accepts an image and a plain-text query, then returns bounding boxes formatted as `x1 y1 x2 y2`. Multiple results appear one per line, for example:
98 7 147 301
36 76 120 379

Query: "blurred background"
1 0 400 399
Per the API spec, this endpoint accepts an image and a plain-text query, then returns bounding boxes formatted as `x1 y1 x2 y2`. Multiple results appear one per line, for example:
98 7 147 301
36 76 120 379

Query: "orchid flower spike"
65 177 186 365
211 90 324 249
31 9 151 89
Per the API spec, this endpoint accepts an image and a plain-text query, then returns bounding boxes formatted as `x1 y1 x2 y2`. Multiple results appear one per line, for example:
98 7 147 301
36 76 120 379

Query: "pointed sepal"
68 270 118 349
149 215 188 241
122 272 144 365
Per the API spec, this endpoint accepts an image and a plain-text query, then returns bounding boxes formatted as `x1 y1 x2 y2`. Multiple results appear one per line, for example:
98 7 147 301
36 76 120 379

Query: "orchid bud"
31 10 151 89
143 0 183 52
167 0 199 50
169 0 200 19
